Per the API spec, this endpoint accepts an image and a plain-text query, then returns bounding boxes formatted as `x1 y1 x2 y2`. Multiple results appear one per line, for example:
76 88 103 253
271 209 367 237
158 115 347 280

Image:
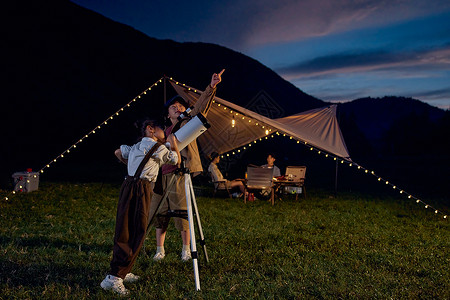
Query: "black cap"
165 95 189 111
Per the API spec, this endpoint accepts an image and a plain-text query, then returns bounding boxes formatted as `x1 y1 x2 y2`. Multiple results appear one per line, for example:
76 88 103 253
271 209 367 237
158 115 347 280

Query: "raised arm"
191 69 225 116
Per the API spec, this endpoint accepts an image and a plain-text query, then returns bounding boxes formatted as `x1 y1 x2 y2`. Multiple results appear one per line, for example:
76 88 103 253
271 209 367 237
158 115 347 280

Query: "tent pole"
334 104 341 198
334 159 338 197
163 76 167 105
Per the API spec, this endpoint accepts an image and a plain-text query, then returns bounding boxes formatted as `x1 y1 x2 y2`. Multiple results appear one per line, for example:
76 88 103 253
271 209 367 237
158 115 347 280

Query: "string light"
166 77 448 220
214 126 448 219
29 77 165 180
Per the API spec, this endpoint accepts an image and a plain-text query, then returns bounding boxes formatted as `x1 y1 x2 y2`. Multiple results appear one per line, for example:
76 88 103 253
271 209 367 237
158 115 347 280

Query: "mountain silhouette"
2 0 449 200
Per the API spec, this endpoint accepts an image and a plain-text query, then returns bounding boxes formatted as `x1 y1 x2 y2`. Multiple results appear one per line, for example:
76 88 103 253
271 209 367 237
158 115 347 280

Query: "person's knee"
174 218 190 231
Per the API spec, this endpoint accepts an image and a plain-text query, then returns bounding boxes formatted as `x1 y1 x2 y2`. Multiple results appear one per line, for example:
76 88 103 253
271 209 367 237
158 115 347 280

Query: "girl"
100 119 180 296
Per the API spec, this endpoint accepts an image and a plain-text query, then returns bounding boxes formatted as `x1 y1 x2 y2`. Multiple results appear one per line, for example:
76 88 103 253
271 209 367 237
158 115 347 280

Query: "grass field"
0 182 448 299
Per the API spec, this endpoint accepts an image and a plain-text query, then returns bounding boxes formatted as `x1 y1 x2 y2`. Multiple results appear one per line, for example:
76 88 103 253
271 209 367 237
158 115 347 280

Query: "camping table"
273 178 304 201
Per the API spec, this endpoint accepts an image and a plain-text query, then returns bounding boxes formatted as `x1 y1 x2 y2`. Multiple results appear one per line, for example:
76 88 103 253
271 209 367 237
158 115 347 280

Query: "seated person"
208 152 246 197
261 153 281 177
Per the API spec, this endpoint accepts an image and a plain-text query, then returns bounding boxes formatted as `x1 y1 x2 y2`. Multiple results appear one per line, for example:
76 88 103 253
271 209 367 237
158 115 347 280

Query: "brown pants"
149 172 190 231
110 177 154 279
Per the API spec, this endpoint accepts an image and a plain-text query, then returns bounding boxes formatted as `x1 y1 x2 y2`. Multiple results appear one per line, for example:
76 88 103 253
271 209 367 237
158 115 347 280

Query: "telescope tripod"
147 167 208 291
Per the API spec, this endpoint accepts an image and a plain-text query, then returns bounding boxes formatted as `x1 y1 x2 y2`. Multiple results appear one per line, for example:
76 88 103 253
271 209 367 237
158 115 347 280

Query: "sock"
156 246 165 254
182 244 190 252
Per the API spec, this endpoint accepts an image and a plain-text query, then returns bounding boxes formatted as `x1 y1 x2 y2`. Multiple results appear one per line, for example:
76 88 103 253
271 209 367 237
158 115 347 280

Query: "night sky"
71 0 450 109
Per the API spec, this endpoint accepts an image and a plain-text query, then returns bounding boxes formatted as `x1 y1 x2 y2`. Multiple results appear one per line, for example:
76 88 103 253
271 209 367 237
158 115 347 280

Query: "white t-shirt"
260 164 281 177
120 137 178 182
208 163 225 182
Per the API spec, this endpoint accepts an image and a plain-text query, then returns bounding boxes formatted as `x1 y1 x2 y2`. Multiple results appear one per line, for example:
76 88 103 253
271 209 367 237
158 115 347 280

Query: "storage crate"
12 171 40 192
285 186 302 194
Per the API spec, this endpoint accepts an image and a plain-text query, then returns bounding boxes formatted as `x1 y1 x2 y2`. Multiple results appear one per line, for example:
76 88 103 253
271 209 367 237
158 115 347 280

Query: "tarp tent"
169 79 351 161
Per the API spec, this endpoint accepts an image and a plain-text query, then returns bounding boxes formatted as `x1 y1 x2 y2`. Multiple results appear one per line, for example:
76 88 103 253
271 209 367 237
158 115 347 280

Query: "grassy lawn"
0 182 448 299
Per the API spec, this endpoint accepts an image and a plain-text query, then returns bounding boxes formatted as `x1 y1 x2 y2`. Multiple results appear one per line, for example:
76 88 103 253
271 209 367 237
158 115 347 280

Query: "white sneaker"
123 273 140 283
153 252 165 261
181 250 192 262
100 274 129 296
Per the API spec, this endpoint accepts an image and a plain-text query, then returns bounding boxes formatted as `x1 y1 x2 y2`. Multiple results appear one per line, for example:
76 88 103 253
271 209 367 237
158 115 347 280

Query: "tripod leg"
188 179 209 263
184 174 201 291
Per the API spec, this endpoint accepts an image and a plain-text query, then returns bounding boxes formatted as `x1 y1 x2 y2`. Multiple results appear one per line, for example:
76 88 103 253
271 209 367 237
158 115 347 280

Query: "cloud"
232 0 450 48
407 87 450 100
277 45 450 80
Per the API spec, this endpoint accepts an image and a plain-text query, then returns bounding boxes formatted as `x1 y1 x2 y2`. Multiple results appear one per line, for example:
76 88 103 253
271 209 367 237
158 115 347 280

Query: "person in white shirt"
208 151 246 197
261 153 281 177
100 119 180 296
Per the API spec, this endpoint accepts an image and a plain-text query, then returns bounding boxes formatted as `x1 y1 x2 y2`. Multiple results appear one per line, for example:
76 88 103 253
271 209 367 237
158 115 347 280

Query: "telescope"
174 113 210 150
177 106 194 121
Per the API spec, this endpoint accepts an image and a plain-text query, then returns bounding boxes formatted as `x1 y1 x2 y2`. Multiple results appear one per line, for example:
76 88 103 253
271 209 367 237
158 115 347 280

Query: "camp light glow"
208 100 447 220
2 76 448 220
2 77 164 202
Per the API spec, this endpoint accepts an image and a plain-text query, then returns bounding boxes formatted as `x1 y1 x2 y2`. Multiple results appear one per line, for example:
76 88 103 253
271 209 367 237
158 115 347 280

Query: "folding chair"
244 166 275 205
208 172 232 198
285 166 307 200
